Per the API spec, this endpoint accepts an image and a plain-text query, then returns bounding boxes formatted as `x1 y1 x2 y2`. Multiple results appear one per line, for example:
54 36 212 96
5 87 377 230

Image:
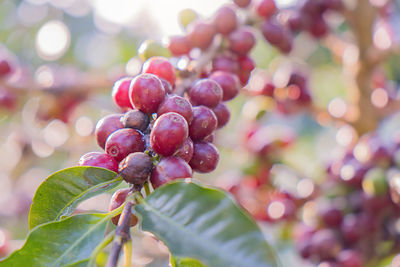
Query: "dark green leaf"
1 213 112 267
135 181 279 267
29 166 120 229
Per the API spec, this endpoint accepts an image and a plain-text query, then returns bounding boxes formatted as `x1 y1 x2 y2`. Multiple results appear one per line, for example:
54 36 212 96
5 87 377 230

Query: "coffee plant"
1 0 400 266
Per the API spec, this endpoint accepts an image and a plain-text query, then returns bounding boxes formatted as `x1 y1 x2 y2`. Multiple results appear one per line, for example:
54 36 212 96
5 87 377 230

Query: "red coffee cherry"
213 6 238 35
228 27 256 56
168 35 192 56
233 0 251 8
109 188 138 226
256 0 277 18
78 152 119 172
209 71 240 101
150 156 193 189
122 109 150 132
212 55 240 73
160 78 173 94
238 55 255 73
337 249 362 267
129 73 165 114
105 128 146 162
261 20 284 45
119 152 153 185
189 106 218 141
151 112 189 157
190 141 220 173
112 77 133 109
187 21 216 50
212 102 230 128
175 137 194 162
0 59 13 78
95 114 124 149
189 79 223 108
142 57 176 86
157 95 194 124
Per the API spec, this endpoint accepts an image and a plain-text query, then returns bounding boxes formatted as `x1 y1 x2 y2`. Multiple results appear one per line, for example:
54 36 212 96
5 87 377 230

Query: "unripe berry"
129 73 165 114
109 189 138 226
78 152 119 172
190 142 219 173
157 95 194 124
122 109 149 132
362 167 388 196
256 0 277 18
213 6 237 35
228 27 256 56
105 128 146 162
187 22 216 50
95 114 124 149
138 40 171 61
142 57 176 86
168 36 192 56
212 102 230 128
119 152 153 185
151 112 189 156
189 79 223 108
189 106 218 141
150 156 193 188
178 8 198 29
209 71 240 101
112 77 133 109
175 137 194 162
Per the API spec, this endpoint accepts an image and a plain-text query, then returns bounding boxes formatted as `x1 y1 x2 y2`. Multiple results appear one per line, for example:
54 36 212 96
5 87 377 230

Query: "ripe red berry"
238 56 256 73
261 20 284 45
209 71 240 101
212 55 240 73
256 0 277 18
189 106 218 141
321 207 343 228
310 229 342 261
157 95 194 124
288 13 304 32
78 152 119 172
175 137 194 162
213 6 237 35
0 59 13 78
337 249 362 267
95 114 124 149
105 128 146 162
109 188 138 226
0 89 16 110
233 0 251 8
189 79 223 108
288 72 307 89
187 22 216 50
119 152 153 185
122 109 149 132
203 133 215 143
160 78 173 94
168 36 192 56
112 77 133 109
150 156 193 188
212 102 230 128
129 73 165 114
309 15 328 38
190 141 219 173
142 57 176 86
228 28 256 56
261 82 275 96
151 112 189 156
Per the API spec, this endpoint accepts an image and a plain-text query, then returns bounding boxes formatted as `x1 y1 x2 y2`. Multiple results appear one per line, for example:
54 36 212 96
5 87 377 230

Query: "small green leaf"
172 257 207 267
1 213 113 267
29 166 121 229
135 181 279 267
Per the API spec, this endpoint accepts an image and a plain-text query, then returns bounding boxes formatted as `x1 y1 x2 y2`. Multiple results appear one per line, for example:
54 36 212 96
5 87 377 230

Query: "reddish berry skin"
189 79 223 108
0 60 13 78
337 250 362 267
109 188 138 226
256 0 277 18
142 57 176 86
168 36 192 56
112 77 133 109
78 152 119 172
288 72 307 89
233 0 251 8
187 22 216 50
150 156 193 188
119 152 153 185
0 89 17 110
160 78 173 94
309 16 328 38
105 128 145 162
151 112 189 156
310 229 342 261
261 82 275 96
238 56 255 73
129 73 165 114
321 207 343 228
175 137 194 162
209 71 240 101
122 109 149 132
213 103 230 128
228 28 256 56
190 142 219 173
213 6 237 35
203 133 215 143
189 106 218 141
95 114 124 149
212 55 239 73
288 14 304 32
340 214 363 244
261 21 284 45
157 95 194 124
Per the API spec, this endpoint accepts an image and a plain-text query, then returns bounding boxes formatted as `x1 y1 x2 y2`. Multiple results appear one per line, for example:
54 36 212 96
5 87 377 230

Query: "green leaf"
135 181 279 267
171 257 207 267
1 213 112 267
29 166 121 229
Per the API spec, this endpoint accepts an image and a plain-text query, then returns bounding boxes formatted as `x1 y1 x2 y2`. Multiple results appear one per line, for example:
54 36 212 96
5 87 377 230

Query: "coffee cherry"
310 229 342 260
288 13 304 32
105 128 145 162
112 77 133 109
119 152 153 185
95 114 124 149
213 6 237 35
261 82 275 96
321 207 343 228
151 112 189 156
238 56 256 73
213 102 230 128
175 137 194 162
178 8 198 29
203 133 215 143
309 15 328 38
168 36 192 56
0 59 13 78
228 28 256 56
341 214 363 244
138 40 171 61
233 0 251 8
0 89 16 110
190 142 219 173
109 188 138 226
122 109 149 132
129 73 165 114
189 79 223 108
189 106 218 141
157 95 194 124
337 249 362 267
78 152 119 172
209 71 240 101
142 57 176 86
212 55 239 73
150 156 193 188
187 22 216 50
362 168 388 196
256 0 277 18
288 72 307 89
160 78 173 94
261 21 284 45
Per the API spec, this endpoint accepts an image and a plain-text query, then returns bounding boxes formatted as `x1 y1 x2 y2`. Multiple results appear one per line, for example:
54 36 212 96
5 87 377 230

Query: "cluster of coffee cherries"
0 46 17 111
78 56 242 224
293 133 400 266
